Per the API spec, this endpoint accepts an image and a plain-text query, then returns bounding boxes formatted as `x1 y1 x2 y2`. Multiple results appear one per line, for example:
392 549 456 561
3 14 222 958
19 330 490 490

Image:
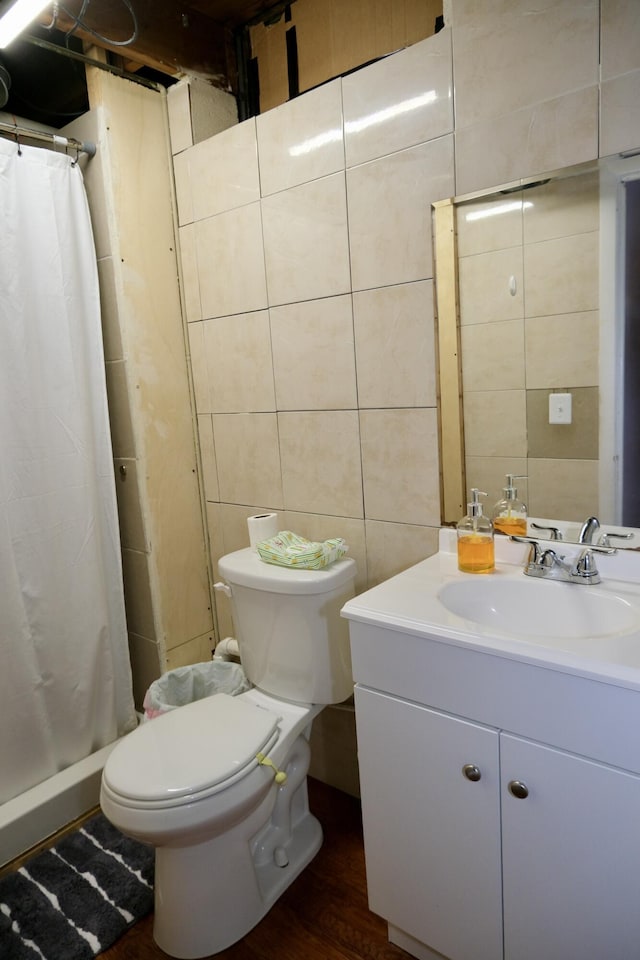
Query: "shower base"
0 740 121 868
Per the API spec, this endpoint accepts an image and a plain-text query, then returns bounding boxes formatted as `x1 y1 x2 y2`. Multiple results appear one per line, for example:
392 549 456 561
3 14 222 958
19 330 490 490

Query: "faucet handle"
541 548 560 568
598 531 634 547
575 550 599 578
531 522 563 541
571 544 617 585
511 538 557 572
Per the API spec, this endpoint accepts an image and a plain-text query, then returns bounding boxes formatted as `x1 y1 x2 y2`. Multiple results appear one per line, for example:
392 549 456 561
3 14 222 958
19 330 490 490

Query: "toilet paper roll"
247 513 279 549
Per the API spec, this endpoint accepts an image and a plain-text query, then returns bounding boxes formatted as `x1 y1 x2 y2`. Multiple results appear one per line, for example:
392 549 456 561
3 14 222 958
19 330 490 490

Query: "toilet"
100 547 356 960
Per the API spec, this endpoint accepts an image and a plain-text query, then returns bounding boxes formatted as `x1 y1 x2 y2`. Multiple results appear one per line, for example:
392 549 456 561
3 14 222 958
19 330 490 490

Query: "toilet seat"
102 694 280 810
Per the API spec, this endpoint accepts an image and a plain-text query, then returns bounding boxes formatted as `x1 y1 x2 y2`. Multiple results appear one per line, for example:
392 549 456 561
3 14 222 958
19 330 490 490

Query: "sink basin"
438 578 639 640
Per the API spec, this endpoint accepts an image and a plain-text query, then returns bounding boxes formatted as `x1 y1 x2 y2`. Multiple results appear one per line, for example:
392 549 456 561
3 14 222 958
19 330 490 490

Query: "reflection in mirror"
434 156 640 540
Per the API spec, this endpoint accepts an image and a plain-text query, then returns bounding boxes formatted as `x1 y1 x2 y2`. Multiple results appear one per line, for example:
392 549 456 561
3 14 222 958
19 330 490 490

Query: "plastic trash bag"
143 660 249 720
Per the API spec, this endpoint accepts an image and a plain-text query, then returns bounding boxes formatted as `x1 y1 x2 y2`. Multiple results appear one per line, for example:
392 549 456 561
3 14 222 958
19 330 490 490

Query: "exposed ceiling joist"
37 1 232 83
35 0 288 84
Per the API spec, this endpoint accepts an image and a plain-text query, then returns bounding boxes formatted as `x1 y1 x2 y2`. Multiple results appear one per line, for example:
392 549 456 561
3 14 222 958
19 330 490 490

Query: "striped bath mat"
0 813 154 959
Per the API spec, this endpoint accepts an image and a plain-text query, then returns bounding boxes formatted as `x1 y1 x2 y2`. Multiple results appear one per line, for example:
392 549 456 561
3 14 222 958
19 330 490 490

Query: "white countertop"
342 528 640 692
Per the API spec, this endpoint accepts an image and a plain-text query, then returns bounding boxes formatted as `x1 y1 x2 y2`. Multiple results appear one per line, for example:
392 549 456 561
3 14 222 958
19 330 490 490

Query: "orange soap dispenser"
457 489 495 574
492 474 528 537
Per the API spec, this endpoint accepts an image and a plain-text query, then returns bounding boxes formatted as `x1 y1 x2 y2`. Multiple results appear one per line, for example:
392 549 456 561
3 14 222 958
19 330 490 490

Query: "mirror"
434 153 640 542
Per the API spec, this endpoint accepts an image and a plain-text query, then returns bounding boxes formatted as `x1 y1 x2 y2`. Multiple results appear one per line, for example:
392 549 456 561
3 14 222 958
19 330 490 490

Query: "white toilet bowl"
101 689 323 959
101 547 357 959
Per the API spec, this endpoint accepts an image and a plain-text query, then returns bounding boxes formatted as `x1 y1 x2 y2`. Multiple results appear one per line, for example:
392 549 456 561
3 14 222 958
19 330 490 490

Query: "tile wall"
174 26 455 620
458 171 600 522
167 0 640 790
173 0 640 591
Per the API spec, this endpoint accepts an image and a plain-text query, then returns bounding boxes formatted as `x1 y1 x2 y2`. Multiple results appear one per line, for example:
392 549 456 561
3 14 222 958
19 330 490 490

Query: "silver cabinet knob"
462 763 482 782
508 780 529 799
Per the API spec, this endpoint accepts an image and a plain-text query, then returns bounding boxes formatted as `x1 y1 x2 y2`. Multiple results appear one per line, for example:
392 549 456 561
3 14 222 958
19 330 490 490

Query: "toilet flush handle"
213 581 232 598
256 753 288 785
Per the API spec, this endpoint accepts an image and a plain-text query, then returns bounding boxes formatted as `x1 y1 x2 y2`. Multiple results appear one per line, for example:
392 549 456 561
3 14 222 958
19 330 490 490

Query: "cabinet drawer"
350 620 640 774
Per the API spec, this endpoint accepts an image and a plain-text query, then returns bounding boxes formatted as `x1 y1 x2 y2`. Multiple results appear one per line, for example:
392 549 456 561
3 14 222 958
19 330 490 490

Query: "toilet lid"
103 694 280 803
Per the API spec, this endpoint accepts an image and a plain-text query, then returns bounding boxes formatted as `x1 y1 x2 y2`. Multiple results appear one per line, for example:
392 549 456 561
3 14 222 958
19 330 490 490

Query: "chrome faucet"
578 516 600 544
511 536 616 586
578 516 634 548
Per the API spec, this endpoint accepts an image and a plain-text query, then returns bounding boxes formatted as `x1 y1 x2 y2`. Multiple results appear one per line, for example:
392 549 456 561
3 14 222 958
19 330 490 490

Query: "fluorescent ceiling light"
0 0 51 49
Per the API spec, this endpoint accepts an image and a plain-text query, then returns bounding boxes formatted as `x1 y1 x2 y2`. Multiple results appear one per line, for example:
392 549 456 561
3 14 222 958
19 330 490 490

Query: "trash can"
142 660 250 720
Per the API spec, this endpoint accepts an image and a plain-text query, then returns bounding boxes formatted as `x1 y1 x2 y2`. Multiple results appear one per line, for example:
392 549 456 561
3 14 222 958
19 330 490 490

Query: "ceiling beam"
38 0 232 83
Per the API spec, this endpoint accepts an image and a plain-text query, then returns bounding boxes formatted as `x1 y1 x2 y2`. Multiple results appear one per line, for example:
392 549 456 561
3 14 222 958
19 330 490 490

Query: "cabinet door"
355 686 502 960
501 733 640 960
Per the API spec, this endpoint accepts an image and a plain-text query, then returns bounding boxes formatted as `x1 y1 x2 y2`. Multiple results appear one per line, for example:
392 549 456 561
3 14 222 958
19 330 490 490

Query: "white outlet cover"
549 392 572 424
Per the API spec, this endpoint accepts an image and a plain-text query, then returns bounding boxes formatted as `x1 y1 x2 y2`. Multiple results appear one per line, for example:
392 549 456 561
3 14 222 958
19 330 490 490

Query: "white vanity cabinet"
354 686 503 960
347 617 640 960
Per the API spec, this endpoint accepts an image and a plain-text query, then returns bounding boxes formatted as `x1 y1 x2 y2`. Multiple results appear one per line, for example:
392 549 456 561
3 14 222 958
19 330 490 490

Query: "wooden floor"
101 778 410 960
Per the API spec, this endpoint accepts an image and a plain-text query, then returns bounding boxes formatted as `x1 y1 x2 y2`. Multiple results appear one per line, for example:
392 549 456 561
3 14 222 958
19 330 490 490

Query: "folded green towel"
256 530 348 569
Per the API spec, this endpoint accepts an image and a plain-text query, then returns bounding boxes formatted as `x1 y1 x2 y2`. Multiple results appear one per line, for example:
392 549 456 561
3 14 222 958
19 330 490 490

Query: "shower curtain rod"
0 119 96 158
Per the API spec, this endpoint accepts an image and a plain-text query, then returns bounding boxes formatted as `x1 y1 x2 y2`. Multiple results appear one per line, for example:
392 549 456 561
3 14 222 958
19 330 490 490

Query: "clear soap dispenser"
457 489 495 574
493 474 528 537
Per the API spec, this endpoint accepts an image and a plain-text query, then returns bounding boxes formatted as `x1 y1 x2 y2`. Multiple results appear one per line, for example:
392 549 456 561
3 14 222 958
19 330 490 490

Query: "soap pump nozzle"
502 474 526 500
467 488 488 524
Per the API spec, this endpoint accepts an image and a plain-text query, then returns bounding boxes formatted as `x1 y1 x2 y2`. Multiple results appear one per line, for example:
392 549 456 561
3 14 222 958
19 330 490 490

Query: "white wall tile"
360 408 441 525
270 296 357 410
204 311 276 413
527 457 598 521
173 150 193 225
353 281 437 408
600 0 640 80
522 170 599 243
524 232 599 317
213 413 283 507
464 389 527 458
600 70 640 157
178 223 202 322
278 411 363 517
282 512 367 593
452 0 599 129
364 519 439 589
187 321 210 413
179 120 260 224
455 86 599 195
456 194 524 258
458 247 524 325
196 203 268 319
525 311 599 388
465 456 528 510
262 173 351 306
461 319 525 392
343 30 453 168
167 80 193 154
347 137 454 291
256 79 344 197
197 414 219 501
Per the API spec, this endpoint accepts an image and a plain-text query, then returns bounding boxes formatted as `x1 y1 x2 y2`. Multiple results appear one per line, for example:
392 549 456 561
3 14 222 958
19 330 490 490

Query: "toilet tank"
217 549 357 704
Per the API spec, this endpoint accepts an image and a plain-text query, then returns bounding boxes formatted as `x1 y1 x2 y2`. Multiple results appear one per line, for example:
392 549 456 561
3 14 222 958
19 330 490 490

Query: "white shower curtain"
0 137 137 804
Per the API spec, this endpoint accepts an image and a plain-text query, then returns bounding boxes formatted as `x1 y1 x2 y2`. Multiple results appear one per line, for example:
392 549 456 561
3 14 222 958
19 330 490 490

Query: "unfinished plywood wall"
250 0 443 113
